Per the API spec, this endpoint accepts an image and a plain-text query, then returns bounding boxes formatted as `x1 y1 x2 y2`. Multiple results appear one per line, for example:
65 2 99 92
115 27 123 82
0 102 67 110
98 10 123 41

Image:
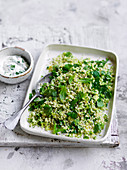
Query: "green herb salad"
28 52 114 139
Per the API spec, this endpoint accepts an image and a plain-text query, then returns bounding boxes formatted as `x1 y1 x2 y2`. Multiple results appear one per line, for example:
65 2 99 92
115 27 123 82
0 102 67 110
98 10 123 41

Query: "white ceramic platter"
20 44 118 144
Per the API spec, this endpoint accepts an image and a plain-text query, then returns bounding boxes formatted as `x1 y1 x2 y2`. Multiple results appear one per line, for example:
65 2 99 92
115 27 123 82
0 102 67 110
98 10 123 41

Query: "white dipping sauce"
0 55 29 77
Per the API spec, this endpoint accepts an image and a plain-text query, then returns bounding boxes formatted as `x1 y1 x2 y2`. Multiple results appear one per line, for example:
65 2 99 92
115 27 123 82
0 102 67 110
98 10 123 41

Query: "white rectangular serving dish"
20 44 118 144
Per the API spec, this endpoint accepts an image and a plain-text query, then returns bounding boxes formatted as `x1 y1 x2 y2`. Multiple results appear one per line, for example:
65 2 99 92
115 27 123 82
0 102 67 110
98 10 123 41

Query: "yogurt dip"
0 55 29 77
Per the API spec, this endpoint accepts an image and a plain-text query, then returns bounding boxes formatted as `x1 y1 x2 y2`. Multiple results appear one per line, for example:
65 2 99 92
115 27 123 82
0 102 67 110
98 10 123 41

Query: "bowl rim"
0 46 34 79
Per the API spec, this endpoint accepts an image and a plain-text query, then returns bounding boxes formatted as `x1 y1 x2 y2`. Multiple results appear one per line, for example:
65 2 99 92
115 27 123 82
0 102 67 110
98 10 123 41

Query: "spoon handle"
4 94 39 130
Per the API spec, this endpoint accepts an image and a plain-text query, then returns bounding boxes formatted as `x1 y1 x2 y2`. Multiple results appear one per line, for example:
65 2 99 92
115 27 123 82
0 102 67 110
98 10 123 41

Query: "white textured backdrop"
0 0 127 170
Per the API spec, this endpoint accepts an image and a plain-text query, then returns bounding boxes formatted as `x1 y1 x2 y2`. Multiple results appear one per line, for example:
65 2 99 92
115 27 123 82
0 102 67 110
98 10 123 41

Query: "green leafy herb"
79 78 92 83
29 93 33 99
101 71 105 75
52 65 59 77
10 65 15 70
104 114 108 122
62 64 73 73
59 86 67 101
76 91 85 100
73 64 80 68
93 70 100 78
83 60 88 64
97 100 104 108
44 104 52 115
43 88 57 97
67 112 78 119
64 52 73 57
34 97 44 103
94 123 102 133
69 75 75 84
83 66 88 70
70 98 78 110
53 123 57 134
84 135 89 139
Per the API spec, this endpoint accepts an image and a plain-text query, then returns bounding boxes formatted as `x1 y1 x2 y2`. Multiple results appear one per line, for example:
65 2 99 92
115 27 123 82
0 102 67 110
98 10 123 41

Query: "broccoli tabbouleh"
28 52 114 139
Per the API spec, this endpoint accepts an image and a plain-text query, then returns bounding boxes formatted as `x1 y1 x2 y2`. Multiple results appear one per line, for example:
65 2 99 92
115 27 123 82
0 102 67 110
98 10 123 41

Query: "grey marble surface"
0 0 127 170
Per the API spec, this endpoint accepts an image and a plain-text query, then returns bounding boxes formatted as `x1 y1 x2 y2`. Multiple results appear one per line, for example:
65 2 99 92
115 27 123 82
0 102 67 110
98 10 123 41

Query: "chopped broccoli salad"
28 52 114 139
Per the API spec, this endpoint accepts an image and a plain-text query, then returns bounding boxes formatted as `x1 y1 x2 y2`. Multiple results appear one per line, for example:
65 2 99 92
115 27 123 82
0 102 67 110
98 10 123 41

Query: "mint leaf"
104 114 108 122
44 104 52 115
79 78 92 83
69 75 75 84
101 71 105 75
70 98 78 109
83 66 88 70
67 112 78 119
84 135 89 139
52 65 59 77
76 91 85 100
34 97 44 104
10 65 15 70
59 86 67 101
73 64 80 68
29 93 33 99
43 88 57 97
97 100 104 107
93 70 100 78
62 64 73 73
64 52 73 57
94 123 101 133
51 89 57 97
83 60 88 64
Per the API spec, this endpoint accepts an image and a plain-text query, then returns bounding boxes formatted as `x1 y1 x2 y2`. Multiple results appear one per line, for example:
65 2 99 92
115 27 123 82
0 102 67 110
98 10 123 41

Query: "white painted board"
0 26 119 147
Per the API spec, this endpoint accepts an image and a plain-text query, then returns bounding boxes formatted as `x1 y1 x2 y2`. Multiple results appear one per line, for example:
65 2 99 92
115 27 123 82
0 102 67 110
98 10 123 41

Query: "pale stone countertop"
0 0 127 170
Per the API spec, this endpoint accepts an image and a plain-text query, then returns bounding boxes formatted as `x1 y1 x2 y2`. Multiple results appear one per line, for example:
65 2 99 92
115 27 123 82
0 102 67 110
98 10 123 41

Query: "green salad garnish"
27 52 114 139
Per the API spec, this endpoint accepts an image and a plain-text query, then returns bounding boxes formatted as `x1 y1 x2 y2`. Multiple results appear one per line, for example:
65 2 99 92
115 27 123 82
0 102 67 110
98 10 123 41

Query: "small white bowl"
0 47 34 84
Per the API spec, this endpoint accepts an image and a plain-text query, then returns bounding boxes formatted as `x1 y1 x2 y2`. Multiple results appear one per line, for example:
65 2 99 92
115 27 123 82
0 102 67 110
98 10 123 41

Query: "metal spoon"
4 73 52 130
